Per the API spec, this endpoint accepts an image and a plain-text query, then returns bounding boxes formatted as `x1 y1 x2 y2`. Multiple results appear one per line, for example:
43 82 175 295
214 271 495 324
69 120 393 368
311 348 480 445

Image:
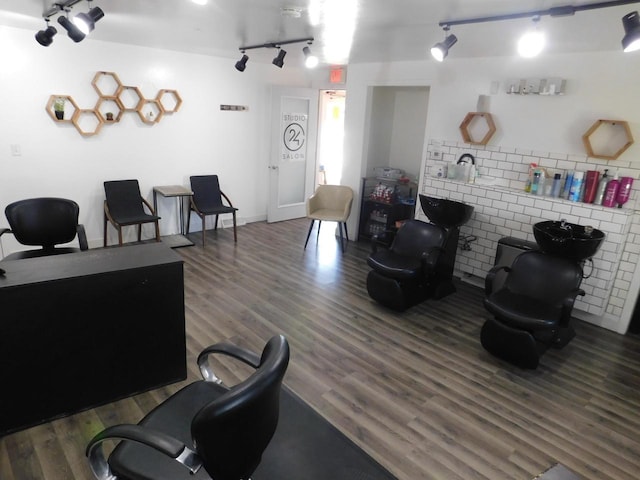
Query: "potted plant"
54 97 65 120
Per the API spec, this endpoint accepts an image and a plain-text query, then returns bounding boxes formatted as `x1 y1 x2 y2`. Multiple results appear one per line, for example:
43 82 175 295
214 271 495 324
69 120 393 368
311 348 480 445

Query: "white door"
267 87 319 223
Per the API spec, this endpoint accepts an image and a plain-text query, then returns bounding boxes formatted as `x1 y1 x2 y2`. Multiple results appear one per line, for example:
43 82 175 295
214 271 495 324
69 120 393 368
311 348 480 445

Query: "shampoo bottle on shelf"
569 171 584 202
583 170 600 203
561 171 574 199
594 169 609 205
602 172 620 207
551 173 563 197
524 163 538 193
531 172 541 195
616 177 634 208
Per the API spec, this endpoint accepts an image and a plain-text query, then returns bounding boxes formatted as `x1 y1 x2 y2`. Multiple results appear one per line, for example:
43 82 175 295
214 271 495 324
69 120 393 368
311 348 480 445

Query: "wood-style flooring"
2 218 640 480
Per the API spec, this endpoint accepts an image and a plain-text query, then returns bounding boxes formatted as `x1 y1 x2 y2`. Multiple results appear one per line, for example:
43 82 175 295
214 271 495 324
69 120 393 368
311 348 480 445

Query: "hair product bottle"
569 171 584 202
602 172 620 207
525 163 538 193
594 169 609 205
616 177 634 208
531 171 541 195
561 171 574 199
551 173 563 197
583 170 600 203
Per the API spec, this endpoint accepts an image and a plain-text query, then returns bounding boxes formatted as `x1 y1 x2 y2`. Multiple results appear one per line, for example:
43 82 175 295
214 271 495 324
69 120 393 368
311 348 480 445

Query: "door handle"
268 165 279 170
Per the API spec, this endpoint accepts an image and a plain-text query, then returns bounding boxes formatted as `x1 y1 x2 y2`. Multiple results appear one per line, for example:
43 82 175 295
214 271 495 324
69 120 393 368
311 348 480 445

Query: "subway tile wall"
419 139 640 321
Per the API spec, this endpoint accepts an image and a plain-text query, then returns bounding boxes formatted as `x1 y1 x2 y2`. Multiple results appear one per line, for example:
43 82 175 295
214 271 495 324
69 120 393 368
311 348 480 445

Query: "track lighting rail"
43 1 86 19
438 0 640 28
238 37 314 52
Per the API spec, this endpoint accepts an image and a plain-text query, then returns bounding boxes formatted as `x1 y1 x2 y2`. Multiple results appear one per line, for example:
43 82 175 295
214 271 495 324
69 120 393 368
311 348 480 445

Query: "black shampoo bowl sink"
419 195 474 228
533 220 605 261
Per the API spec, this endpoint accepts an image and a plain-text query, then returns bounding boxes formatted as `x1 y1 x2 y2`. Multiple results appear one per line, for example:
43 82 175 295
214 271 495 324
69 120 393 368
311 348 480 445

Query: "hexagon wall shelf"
459 112 496 145
157 89 183 113
46 95 79 123
582 119 634 160
47 71 181 136
118 86 144 111
72 109 104 137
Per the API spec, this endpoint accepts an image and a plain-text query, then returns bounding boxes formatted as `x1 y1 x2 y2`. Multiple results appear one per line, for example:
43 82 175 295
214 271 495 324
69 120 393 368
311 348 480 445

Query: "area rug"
255 387 397 479
533 463 582 479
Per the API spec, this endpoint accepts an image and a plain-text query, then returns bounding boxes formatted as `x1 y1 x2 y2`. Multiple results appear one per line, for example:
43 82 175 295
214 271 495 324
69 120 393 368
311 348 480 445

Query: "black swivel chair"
103 179 161 247
366 219 447 311
482 250 585 369
0 197 88 260
187 175 237 246
86 335 290 480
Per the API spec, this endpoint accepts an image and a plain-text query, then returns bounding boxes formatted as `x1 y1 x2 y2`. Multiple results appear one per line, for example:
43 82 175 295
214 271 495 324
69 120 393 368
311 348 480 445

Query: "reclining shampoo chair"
366 219 447 311
482 250 585 369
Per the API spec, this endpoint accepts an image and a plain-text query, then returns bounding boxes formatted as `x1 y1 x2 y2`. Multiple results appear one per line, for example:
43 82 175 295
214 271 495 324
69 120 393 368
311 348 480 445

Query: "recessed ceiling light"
192 0 208 5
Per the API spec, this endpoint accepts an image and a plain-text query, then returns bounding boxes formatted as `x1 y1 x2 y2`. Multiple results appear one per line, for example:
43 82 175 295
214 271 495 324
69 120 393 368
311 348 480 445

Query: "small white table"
153 185 194 248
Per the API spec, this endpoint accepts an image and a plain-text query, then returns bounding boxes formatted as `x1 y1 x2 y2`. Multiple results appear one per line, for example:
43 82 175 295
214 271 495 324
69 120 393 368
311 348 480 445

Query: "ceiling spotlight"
58 14 86 42
235 53 249 72
431 26 457 62
192 0 209 4
273 48 287 68
303 45 319 68
622 11 640 52
518 16 545 57
73 1 105 36
35 22 57 47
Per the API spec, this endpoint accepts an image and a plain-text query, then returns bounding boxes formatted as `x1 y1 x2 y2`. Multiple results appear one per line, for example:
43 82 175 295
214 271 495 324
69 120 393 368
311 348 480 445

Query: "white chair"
304 185 354 252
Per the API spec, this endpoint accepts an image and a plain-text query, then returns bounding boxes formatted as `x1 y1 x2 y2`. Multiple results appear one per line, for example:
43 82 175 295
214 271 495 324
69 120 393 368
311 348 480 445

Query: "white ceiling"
0 0 637 66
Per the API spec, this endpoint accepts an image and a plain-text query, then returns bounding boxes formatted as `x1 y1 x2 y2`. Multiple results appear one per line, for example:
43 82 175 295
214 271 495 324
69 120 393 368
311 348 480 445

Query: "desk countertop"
0 243 183 288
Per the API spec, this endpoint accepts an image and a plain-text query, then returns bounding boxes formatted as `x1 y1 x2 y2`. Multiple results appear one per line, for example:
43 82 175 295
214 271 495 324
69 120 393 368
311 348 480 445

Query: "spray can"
594 169 609 205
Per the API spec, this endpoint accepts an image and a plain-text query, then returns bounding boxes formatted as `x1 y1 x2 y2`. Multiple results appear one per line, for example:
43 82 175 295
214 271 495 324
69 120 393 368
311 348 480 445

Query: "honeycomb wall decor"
582 119 634 160
459 112 496 145
46 71 182 137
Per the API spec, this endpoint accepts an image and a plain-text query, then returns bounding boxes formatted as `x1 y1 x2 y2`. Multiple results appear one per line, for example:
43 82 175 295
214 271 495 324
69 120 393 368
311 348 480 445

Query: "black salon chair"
103 179 161 247
0 197 88 260
482 250 585 369
86 335 289 480
187 175 238 246
366 219 447 311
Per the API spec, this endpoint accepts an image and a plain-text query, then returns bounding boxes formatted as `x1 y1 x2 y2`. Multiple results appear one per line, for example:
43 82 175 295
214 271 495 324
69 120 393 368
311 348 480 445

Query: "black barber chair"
482 250 585 369
86 335 289 480
1 197 88 259
366 219 447 311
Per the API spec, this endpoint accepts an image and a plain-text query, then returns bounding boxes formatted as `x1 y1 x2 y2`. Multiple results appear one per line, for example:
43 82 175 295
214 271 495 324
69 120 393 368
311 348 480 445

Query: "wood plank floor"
2 218 640 480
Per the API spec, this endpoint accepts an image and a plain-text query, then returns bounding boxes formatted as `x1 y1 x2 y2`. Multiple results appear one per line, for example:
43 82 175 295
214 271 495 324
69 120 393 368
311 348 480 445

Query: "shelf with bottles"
359 176 417 241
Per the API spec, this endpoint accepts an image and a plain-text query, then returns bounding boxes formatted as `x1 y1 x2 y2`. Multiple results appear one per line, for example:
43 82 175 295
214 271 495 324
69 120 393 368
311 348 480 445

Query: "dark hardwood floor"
2 218 640 480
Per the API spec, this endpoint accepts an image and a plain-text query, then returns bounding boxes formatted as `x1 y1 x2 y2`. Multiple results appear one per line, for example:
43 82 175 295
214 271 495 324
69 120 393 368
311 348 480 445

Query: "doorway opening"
317 90 346 186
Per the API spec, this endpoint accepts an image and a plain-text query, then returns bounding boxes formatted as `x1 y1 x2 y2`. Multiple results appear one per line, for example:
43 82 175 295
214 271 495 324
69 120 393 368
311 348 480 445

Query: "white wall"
388 86 429 179
0 25 311 251
362 86 429 180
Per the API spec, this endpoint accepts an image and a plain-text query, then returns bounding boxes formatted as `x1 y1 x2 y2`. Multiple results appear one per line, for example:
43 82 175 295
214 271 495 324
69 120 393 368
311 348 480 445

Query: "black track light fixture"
35 0 105 46
73 0 105 35
35 21 57 47
235 53 249 72
272 48 287 68
431 26 457 62
622 11 640 52
58 13 86 42
235 36 315 71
